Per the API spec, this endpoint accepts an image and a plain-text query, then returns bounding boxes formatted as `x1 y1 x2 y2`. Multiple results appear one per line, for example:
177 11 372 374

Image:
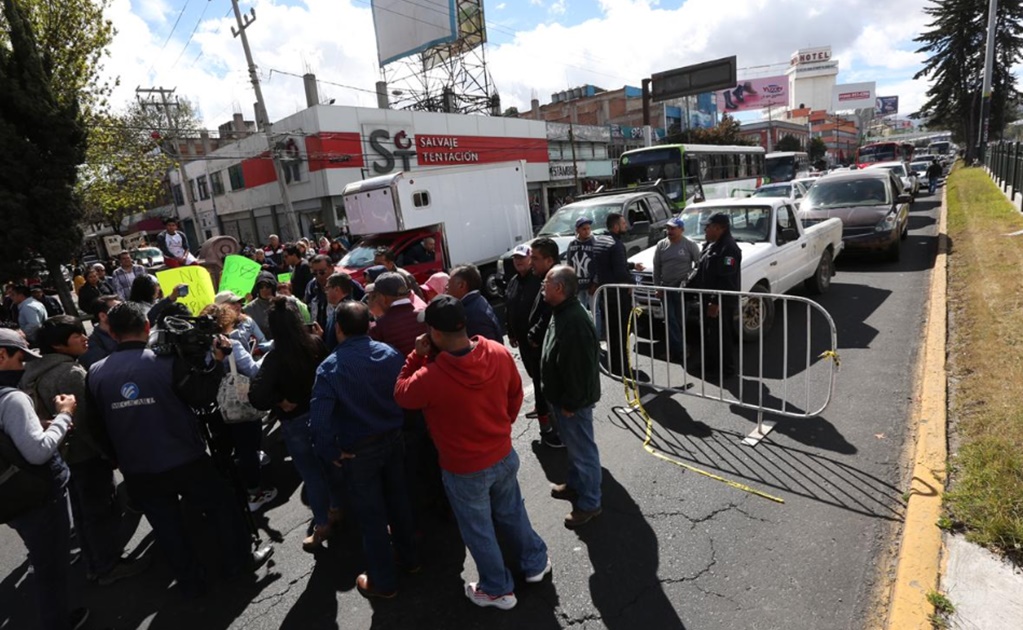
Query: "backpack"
0 387 56 524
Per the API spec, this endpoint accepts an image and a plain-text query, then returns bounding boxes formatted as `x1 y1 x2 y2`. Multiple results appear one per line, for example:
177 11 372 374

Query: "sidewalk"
942 533 1023 629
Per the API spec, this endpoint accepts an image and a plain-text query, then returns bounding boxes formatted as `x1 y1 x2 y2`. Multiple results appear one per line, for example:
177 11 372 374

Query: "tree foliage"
0 0 115 116
775 134 802 152
0 0 88 311
808 137 827 163
79 98 202 234
661 114 755 146
914 0 1023 156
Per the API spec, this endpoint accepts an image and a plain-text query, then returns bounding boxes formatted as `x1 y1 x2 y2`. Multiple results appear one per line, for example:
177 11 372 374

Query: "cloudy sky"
105 0 935 129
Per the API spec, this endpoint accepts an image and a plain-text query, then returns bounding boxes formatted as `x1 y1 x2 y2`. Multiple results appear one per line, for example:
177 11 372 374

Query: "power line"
169 0 216 72
143 0 193 79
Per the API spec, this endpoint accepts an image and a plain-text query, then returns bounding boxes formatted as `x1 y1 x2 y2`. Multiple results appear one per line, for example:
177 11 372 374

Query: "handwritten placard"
277 273 293 285
156 266 216 316
220 255 262 298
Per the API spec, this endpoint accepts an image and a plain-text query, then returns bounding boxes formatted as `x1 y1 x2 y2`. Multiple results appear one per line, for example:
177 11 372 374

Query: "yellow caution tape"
818 349 841 368
622 307 785 504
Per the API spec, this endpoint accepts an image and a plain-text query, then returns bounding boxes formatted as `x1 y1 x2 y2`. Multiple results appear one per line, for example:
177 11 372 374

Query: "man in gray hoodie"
20 316 148 586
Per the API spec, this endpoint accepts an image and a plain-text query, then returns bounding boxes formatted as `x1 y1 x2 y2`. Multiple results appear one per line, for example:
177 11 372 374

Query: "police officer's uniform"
690 214 742 378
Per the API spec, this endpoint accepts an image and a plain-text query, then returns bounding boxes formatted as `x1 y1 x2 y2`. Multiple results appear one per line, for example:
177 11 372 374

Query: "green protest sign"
219 254 262 297
278 272 293 284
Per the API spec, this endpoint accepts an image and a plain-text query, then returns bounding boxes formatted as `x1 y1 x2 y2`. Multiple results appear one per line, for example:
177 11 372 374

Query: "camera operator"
86 302 262 598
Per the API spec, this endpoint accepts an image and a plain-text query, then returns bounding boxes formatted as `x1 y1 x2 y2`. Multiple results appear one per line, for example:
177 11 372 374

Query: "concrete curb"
885 185 949 629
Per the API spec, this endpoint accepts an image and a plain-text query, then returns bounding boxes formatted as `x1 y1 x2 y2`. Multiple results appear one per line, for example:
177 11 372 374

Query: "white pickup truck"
628 197 844 339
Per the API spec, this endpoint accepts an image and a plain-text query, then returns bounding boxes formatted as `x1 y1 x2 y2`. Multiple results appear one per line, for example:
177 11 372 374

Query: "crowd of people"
0 209 742 628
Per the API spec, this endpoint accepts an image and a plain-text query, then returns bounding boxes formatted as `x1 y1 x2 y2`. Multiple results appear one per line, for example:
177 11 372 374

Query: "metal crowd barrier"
591 283 840 446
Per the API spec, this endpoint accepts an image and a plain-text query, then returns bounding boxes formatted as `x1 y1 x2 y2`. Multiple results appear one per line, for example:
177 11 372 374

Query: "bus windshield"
766 155 799 182
857 144 896 164
618 147 685 201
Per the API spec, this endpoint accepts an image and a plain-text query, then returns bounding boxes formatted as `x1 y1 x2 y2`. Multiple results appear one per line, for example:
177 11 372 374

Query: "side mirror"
897 193 912 204
630 220 651 235
780 227 799 242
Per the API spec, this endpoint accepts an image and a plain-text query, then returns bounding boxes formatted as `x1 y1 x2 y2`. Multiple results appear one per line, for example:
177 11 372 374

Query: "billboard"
715 75 788 112
831 82 876 111
422 0 487 70
875 96 899 116
652 56 736 102
371 0 458 67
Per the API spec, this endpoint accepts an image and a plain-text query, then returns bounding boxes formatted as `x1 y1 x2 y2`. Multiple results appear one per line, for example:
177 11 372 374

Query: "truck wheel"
483 269 504 300
804 249 834 295
741 284 775 341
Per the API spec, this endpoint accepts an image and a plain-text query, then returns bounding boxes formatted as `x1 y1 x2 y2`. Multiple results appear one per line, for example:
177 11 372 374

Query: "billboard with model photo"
715 75 789 112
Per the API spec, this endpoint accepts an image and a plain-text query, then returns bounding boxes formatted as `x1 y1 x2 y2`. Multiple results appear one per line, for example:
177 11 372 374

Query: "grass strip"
944 166 1023 559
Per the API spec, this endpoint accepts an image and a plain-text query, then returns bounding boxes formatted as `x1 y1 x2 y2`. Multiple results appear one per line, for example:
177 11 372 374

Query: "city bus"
855 141 914 167
765 151 811 182
617 143 766 209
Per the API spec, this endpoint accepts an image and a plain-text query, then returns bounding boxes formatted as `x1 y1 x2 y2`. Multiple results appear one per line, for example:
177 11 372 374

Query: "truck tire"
482 266 504 300
804 249 834 295
741 283 775 341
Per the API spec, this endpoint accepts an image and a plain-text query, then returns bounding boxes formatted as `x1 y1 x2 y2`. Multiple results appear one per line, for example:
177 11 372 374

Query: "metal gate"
591 283 840 446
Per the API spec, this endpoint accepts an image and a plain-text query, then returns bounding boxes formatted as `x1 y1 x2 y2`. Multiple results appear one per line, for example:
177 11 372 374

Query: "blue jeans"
441 449 548 596
9 488 71 630
125 457 251 595
280 413 344 527
664 291 686 359
68 458 123 575
929 179 937 194
341 431 418 593
549 404 602 511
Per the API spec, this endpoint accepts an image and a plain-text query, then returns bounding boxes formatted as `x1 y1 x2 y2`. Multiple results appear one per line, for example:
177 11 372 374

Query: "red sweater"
370 301 426 357
394 337 523 474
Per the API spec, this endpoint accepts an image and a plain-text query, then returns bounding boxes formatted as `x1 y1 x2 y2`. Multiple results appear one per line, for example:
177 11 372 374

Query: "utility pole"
978 0 999 164
230 0 301 241
569 123 581 195
137 87 200 233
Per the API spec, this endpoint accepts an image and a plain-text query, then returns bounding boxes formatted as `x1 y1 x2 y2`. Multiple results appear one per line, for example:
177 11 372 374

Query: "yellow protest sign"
155 265 217 315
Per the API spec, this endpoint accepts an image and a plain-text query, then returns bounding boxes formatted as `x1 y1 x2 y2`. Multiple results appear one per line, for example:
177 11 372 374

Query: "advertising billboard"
831 82 876 111
422 0 487 70
371 0 457 67
875 96 899 116
714 75 788 112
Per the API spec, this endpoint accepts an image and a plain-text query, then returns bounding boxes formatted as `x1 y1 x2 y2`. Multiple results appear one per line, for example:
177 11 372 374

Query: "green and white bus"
617 143 767 210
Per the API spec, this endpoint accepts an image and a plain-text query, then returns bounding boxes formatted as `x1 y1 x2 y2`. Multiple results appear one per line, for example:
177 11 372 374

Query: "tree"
775 134 802 152
661 114 755 146
914 0 1023 158
808 137 827 163
79 98 202 234
0 0 90 312
502 106 520 117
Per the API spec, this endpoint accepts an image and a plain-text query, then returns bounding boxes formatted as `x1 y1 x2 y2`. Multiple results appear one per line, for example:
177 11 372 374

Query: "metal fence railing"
592 284 840 446
986 141 1023 201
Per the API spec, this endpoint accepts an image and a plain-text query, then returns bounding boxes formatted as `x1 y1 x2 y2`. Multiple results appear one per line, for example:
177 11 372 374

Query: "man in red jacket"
394 295 550 610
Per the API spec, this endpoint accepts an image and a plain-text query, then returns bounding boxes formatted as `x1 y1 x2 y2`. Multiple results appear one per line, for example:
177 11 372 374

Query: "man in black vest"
87 302 259 598
689 213 742 381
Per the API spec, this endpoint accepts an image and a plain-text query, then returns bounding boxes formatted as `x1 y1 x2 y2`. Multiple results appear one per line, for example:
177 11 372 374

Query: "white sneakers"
247 487 278 511
525 557 553 584
464 557 552 610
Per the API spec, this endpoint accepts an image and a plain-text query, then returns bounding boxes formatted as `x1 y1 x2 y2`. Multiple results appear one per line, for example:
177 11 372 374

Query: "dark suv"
797 169 910 261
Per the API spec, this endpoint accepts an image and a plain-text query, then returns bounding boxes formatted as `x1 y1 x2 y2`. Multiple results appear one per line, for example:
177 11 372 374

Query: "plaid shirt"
112 264 149 300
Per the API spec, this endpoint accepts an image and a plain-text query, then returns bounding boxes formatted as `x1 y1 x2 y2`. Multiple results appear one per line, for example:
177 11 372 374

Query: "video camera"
150 315 220 360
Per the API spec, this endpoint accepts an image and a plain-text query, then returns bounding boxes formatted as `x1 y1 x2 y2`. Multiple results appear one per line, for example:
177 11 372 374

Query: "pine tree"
0 0 89 312
914 0 1023 157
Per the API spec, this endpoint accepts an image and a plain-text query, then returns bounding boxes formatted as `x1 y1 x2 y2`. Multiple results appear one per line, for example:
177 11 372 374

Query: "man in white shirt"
156 218 195 268
10 285 48 344
111 251 148 300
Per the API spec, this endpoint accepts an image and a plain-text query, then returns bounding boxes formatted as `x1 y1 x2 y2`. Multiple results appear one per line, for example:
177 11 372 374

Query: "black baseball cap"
417 294 466 333
705 213 731 227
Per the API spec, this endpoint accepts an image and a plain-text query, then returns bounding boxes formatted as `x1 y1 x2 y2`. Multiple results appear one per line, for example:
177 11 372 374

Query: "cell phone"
304 323 317 330
177 285 189 297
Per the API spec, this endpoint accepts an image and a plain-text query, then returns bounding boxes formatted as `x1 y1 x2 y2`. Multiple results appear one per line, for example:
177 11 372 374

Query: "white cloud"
101 0 938 130
550 1 568 16
134 0 170 23
496 2 507 9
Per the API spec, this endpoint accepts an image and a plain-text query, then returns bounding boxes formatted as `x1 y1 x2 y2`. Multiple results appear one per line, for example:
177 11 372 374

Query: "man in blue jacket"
446 264 503 343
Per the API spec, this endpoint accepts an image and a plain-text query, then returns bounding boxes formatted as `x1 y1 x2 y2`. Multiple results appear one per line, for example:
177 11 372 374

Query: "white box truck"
340 161 533 295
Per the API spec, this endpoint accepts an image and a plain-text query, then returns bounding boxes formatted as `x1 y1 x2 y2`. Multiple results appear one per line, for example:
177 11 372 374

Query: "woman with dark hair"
77 268 104 316
249 296 335 551
129 275 183 326
327 240 347 264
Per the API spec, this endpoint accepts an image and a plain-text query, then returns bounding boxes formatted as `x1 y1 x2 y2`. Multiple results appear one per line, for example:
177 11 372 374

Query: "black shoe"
525 408 540 419
70 608 90 630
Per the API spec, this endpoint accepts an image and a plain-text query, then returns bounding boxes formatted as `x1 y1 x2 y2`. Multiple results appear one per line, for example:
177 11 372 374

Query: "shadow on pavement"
609 403 904 522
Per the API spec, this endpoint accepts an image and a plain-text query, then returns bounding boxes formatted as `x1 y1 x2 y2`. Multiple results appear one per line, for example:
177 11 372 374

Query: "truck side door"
773 203 806 293
624 199 654 255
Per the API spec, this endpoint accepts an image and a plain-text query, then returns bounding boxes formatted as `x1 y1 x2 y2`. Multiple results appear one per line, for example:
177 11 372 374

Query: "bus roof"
623 143 765 155
766 151 808 158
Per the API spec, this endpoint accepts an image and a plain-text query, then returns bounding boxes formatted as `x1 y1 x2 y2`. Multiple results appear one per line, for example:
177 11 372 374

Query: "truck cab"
338 228 444 286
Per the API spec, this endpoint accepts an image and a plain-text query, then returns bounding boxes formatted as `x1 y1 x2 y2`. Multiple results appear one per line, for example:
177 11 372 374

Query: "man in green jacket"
540 265 602 529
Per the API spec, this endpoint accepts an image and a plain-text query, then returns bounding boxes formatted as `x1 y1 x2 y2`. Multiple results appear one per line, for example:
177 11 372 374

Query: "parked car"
909 160 934 188
867 160 919 199
798 169 910 262
130 247 165 271
490 188 675 295
629 197 844 339
751 181 809 209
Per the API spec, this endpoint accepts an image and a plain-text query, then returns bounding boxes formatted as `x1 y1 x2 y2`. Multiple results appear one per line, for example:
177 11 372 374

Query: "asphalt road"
0 191 941 630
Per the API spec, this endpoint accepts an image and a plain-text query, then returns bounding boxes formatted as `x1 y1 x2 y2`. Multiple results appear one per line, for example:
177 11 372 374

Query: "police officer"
690 213 742 381
87 302 263 598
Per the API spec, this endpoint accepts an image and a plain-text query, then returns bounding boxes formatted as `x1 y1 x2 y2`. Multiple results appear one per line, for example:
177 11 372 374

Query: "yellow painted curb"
885 188 949 629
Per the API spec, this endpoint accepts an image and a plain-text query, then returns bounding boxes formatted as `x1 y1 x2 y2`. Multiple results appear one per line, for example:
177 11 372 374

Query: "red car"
338 228 445 286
